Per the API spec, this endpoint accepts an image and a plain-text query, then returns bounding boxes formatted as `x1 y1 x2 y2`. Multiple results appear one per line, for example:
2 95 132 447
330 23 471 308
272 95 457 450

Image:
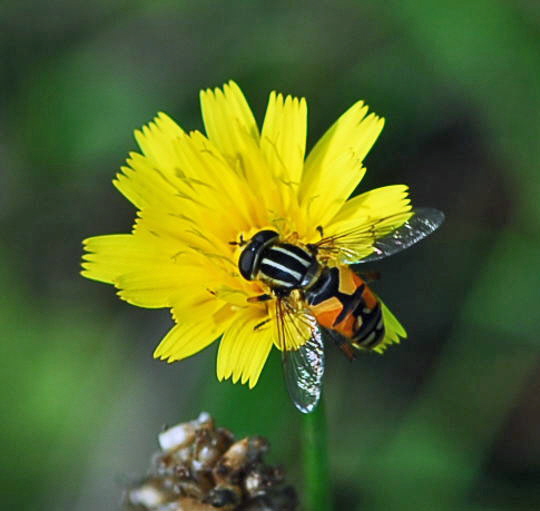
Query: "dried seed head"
124 413 297 511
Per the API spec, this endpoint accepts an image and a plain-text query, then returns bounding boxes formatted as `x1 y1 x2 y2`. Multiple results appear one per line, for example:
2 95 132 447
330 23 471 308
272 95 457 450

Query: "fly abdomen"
306 266 386 351
351 301 385 349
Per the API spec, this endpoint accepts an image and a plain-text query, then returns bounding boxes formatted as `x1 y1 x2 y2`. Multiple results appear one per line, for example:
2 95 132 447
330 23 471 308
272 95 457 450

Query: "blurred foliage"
1 1 540 510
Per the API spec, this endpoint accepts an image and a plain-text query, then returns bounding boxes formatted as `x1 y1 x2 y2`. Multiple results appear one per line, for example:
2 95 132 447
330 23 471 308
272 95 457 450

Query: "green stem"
302 398 332 511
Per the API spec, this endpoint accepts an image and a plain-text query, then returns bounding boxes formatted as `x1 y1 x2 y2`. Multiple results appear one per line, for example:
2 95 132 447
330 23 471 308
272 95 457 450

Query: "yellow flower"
82 81 410 389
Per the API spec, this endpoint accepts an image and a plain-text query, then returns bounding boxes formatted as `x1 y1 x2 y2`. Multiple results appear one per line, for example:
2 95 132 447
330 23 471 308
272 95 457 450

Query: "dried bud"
124 413 297 511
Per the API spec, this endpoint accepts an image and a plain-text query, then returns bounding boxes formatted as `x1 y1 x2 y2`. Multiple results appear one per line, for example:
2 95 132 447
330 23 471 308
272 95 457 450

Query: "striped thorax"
238 230 320 291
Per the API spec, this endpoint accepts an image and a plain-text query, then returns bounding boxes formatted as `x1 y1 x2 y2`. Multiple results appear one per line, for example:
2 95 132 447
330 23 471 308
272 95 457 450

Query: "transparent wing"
275 296 325 414
316 208 444 264
282 323 325 414
274 295 316 352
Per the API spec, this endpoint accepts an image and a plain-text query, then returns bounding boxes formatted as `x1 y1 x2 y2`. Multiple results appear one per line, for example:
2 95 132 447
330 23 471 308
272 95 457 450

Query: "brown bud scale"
124 413 297 511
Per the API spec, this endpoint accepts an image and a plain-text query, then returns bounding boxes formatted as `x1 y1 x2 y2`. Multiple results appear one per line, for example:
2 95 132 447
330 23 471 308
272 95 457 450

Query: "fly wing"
282 325 325 414
358 208 445 263
316 208 444 264
275 296 325 413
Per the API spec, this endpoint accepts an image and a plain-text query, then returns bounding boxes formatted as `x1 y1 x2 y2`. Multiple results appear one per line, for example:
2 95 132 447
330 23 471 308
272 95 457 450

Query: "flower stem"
302 398 332 511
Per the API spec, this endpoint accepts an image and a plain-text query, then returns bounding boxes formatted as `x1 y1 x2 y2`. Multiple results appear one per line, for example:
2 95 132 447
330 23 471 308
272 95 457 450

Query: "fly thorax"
304 267 337 305
257 243 319 290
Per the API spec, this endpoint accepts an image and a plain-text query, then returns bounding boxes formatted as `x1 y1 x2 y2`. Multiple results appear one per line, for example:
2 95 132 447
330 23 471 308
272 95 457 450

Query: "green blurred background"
2 1 540 509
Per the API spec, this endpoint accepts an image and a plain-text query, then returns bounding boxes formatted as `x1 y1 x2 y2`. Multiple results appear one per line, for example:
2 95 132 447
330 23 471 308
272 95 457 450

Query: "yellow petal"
170 130 261 231
114 152 182 211
133 208 237 279
134 112 185 178
153 300 225 362
171 292 235 324
124 122 270 244
246 327 274 388
200 82 285 224
330 185 411 227
82 234 198 308
119 111 260 234
115 271 190 308
153 323 217 362
82 234 169 284
216 308 273 388
373 299 407 354
200 80 259 159
261 92 307 187
327 184 412 237
315 185 412 262
115 112 203 211
299 101 384 226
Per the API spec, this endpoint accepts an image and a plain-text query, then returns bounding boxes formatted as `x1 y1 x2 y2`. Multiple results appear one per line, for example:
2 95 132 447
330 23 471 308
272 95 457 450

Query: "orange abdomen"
306 266 385 350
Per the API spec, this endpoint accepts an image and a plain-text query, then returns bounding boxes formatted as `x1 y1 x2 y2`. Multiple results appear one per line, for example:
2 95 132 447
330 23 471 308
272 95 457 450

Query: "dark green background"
2 1 540 509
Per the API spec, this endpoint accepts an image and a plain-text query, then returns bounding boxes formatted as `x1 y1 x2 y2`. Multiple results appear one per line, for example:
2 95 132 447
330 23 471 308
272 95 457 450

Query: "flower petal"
153 300 225 362
82 234 172 284
200 80 259 159
168 130 262 232
299 101 384 227
246 327 274 388
261 92 307 187
327 185 412 235
114 151 182 211
200 82 285 222
82 234 205 308
320 185 413 262
118 110 262 235
133 112 186 180
217 308 273 388
373 299 407 354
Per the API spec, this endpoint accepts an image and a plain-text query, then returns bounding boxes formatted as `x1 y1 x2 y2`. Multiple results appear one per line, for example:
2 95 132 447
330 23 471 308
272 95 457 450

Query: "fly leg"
330 334 356 361
247 294 272 303
359 271 381 282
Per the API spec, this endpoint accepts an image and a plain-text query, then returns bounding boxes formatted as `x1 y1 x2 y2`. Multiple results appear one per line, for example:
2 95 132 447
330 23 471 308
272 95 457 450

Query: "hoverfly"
237 208 444 413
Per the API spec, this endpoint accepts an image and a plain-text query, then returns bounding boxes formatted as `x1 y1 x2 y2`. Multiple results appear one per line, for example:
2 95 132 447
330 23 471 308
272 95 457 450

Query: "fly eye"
252 230 279 244
238 245 257 280
237 230 279 281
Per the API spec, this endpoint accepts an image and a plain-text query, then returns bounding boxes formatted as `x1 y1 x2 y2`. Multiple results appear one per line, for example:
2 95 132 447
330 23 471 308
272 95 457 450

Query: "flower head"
82 81 410 389
124 412 297 511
